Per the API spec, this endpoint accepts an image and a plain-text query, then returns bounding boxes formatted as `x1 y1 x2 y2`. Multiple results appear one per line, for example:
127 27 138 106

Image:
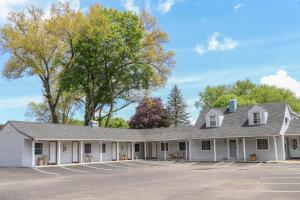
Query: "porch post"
31 140 35 167
57 140 61 165
185 140 188 160
243 138 246 162
213 138 217 162
273 136 278 161
100 141 103 162
144 142 147 160
164 141 167 160
188 140 192 162
281 135 286 160
117 141 119 161
80 141 83 163
132 142 135 160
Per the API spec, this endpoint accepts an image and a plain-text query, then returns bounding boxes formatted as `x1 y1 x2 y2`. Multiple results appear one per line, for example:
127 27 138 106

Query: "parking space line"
262 177 300 179
138 161 173 166
253 162 263 167
101 163 130 169
262 183 300 185
272 173 300 175
83 164 112 171
213 162 224 166
60 166 89 173
32 167 60 176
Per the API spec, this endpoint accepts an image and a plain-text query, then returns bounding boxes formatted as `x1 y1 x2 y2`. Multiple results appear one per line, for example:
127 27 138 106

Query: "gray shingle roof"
285 116 300 135
194 102 288 138
4 102 291 141
8 121 146 141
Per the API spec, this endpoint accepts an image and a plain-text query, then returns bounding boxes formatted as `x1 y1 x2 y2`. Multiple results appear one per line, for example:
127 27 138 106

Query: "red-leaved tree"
129 97 169 129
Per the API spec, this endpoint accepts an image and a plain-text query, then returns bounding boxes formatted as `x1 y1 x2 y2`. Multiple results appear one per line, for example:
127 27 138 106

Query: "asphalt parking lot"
1 161 300 200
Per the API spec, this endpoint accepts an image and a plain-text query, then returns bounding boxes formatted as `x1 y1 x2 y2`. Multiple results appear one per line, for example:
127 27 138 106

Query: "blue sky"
1 0 300 124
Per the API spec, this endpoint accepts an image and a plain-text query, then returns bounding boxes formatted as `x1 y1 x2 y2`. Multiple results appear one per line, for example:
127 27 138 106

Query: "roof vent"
89 120 99 128
229 99 237 113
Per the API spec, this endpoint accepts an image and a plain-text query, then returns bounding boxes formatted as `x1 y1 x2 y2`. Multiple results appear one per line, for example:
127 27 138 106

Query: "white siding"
244 137 276 161
0 124 29 167
280 105 291 135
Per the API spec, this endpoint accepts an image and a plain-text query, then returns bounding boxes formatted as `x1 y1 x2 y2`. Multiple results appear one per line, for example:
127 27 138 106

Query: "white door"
151 142 157 158
127 143 132 160
112 142 117 160
72 142 79 163
49 141 57 164
290 137 300 158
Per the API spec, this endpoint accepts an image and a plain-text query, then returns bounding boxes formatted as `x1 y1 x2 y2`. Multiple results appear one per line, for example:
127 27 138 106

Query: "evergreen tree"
166 85 190 127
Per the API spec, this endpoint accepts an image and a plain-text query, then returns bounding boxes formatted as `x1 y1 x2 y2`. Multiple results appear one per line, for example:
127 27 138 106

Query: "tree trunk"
41 77 59 124
104 101 114 127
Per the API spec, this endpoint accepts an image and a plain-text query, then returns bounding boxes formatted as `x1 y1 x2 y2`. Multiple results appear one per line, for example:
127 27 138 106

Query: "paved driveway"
1 161 300 200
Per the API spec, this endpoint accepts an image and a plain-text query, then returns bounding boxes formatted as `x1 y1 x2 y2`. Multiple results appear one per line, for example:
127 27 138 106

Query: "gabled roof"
7 121 146 141
2 102 291 141
285 115 300 135
194 102 288 138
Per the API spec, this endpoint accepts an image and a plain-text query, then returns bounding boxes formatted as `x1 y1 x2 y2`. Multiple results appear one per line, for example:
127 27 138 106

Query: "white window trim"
256 138 270 151
253 112 261 125
178 142 186 151
201 140 212 151
209 115 217 127
160 142 169 152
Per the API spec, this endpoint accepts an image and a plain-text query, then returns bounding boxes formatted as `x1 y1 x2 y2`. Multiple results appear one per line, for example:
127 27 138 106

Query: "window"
161 143 168 151
102 143 106 153
84 143 91 153
253 113 260 125
63 144 67 152
35 143 43 155
257 139 269 150
201 140 211 150
292 139 298 150
135 143 140 152
179 142 186 151
210 115 217 127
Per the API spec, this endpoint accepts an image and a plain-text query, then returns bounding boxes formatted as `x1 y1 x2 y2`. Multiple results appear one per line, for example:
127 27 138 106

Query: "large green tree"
166 85 190 127
196 79 300 113
60 5 174 126
0 3 83 123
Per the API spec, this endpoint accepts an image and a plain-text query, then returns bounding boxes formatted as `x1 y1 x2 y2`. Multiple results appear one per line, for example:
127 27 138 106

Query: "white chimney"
89 120 99 128
229 99 237 112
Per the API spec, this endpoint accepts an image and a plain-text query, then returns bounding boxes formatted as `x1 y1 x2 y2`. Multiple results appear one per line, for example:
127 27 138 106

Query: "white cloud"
0 95 42 110
158 0 176 13
234 3 243 12
195 32 239 56
260 70 300 97
0 0 27 20
123 0 140 14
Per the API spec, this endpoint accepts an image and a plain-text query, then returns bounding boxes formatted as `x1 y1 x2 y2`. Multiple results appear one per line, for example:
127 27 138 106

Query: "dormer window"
205 109 224 128
248 106 268 125
253 113 260 125
210 115 217 127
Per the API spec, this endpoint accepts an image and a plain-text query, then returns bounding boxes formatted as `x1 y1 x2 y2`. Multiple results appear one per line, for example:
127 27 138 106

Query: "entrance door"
151 142 157 158
290 137 300 158
72 141 79 163
127 142 132 160
49 141 57 164
112 142 117 161
229 140 237 159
